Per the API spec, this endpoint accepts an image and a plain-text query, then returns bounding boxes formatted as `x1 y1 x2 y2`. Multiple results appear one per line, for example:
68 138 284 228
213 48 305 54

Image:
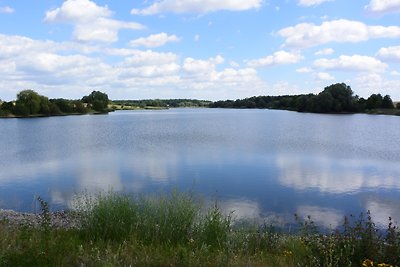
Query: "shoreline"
2 106 400 118
0 111 109 119
0 209 80 229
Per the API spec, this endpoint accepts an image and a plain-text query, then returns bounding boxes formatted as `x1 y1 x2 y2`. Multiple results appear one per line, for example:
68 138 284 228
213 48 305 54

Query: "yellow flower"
377 264 393 267
283 250 293 257
363 259 374 267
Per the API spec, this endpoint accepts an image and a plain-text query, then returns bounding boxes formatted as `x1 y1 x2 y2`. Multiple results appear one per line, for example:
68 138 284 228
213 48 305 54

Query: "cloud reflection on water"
296 205 343 229
277 154 400 194
219 199 261 220
77 152 123 192
0 159 61 184
129 151 178 183
213 198 293 227
365 198 400 228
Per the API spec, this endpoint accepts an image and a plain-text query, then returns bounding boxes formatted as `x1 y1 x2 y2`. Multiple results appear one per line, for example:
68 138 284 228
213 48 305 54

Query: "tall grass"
76 191 138 241
75 190 201 245
0 189 399 266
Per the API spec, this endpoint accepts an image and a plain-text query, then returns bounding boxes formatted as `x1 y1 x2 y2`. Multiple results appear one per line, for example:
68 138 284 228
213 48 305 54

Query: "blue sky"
0 0 399 101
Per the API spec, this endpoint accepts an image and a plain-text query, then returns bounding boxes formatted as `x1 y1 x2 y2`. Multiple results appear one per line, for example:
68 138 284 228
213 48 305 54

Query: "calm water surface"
0 109 399 228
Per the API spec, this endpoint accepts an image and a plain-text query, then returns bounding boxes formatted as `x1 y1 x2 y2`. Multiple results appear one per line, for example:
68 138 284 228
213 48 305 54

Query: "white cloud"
183 55 224 74
279 19 400 49
119 50 181 78
391 70 400 76
296 67 313 73
0 32 271 101
0 34 55 58
178 55 267 97
314 55 388 72
44 0 144 43
130 32 180 48
365 0 400 14
315 48 334 56
122 50 179 66
119 63 180 78
194 34 200 41
0 48 114 93
377 46 400 62
44 0 111 22
355 73 400 99
298 0 334 7
217 68 259 83
265 81 306 95
247 50 302 68
0 6 14 14
0 34 180 97
316 72 335 80
131 0 262 15
17 53 100 73
74 18 144 43
230 61 240 68
14 52 114 89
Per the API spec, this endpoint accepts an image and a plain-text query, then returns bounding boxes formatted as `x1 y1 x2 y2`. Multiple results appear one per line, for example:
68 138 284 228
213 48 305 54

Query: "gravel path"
0 209 80 229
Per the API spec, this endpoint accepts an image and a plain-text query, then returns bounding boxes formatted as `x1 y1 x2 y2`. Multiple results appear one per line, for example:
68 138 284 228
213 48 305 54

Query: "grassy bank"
365 108 400 116
109 104 169 111
0 191 399 267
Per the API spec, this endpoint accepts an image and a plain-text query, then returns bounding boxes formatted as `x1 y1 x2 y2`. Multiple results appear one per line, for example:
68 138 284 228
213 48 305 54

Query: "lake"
0 108 399 229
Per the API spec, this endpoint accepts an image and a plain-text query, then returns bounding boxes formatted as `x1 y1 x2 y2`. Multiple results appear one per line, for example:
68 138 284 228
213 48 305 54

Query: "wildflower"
363 259 374 267
377 264 393 267
283 250 293 257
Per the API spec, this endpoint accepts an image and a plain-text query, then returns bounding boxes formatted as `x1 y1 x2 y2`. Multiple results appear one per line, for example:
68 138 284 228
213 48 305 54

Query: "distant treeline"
0 90 109 117
211 83 400 114
112 99 212 108
2 83 399 118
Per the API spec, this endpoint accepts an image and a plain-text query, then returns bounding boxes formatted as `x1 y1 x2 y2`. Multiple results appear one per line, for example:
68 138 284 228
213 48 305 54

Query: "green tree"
14 102 30 116
313 91 334 113
1 101 15 112
321 83 356 112
50 99 73 113
382 95 394 109
396 103 400 109
73 100 87 114
39 96 51 115
82 91 109 112
295 95 307 112
366 94 383 109
16 90 42 115
356 97 367 112
49 102 62 115
0 100 12 116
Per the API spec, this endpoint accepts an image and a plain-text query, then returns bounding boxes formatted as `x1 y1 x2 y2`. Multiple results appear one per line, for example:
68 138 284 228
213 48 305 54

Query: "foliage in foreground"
0 191 399 267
